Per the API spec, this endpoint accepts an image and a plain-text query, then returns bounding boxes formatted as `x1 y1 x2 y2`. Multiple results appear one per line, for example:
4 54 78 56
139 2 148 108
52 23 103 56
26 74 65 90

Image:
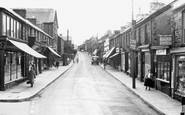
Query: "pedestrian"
56 61 59 69
27 62 35 87
76 57 79 63
103 58 107 70
144 69 154 90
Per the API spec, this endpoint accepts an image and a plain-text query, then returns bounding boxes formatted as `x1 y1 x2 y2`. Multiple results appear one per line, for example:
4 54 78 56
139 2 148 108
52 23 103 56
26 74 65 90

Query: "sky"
0 0 173 46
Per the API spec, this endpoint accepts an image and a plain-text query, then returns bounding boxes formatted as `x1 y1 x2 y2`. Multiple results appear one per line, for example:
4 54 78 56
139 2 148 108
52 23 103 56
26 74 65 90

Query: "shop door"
141 52 145 82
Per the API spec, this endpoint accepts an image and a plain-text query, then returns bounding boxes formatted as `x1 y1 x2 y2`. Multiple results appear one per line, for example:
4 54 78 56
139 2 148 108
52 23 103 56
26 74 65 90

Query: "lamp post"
67 29 69 59
131 0 136 89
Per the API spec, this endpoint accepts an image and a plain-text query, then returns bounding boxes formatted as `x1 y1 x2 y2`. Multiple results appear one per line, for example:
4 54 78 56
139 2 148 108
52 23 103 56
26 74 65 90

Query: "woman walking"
144 69 153 90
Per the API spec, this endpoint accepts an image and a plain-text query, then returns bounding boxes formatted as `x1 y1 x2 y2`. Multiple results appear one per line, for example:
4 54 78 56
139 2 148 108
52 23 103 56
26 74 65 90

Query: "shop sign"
116 47 120 53
159 35 172 45
156 49 167 55
130 39 136 50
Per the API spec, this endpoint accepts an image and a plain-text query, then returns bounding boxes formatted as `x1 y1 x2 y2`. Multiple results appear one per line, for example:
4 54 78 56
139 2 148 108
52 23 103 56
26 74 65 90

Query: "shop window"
4 52 11 83
4 52 23 84
177 56 185 94
157 55 170 81
145 52 151 76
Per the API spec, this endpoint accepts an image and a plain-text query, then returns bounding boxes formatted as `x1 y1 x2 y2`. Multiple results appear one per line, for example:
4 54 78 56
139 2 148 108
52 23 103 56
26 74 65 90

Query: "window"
11 18 14 37
157 55 170 81
14 20 17 38
19 23 22 39
4 52 23 83
177 56 185 94
7 16 10 36
2 13 6 36
183 11 185 43
16 22 19 39
144 24 148 43
22 25 26 40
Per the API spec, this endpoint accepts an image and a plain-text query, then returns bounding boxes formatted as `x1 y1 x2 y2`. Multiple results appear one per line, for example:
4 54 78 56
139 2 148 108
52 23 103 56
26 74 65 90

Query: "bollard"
181 96 185 115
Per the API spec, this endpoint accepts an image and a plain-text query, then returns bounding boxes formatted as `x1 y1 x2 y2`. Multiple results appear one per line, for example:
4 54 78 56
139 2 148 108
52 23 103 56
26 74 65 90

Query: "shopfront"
109 47 121 70
151 48 171 96
138 45 151 82
0 37 46 90
121 48 129 73
171 48 185 101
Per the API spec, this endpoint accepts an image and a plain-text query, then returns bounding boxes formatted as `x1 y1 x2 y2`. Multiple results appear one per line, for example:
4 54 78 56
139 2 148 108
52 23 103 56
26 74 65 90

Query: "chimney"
13 9 26 19
27 18 37 26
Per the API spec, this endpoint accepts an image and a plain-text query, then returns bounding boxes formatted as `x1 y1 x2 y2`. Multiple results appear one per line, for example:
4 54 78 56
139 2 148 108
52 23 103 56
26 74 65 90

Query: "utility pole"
131 0 136 89
67 29 69 59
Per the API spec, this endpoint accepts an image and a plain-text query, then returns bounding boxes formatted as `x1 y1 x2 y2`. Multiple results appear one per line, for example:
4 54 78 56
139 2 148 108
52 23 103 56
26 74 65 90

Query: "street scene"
0 0 185 115
0 52 160 115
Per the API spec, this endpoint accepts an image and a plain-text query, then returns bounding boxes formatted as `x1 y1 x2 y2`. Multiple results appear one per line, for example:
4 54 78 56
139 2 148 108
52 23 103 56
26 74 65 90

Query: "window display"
156 55 170 82
4 51 23 84
177 56 185 94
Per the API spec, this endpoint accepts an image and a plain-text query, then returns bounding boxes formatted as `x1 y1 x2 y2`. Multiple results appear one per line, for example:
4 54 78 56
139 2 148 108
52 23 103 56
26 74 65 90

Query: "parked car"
91 56 99 65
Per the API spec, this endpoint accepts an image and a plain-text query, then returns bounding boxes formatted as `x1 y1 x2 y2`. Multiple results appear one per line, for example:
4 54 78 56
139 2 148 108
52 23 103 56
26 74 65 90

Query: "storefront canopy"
92 49 97 55
109 53 119 59
103 50 110 58
170 47 185 54
8 39 46 58
48 47 61 57
105 47 115 58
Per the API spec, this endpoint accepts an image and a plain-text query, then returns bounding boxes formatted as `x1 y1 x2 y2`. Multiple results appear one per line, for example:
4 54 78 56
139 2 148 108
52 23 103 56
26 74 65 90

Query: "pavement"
99 64 181 115
0 57 181 115
0 62 73 102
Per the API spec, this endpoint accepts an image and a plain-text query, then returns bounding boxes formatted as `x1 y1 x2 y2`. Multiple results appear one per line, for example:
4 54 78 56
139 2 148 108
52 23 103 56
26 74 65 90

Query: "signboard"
159 35 172 45
116 47 120 53
156 49 167 55
130 39 137 50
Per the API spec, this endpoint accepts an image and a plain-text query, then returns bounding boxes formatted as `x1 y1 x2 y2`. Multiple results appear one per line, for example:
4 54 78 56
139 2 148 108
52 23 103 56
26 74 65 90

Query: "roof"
25 8 56 23
1 7 52 39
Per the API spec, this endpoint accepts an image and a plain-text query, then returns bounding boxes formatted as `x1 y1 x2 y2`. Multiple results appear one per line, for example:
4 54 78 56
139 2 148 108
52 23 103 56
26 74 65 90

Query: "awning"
92 49 97 55
106 47 115 58
170 47 185 54
48 47 61 57
8 39 46 58
109 53 119 59
103 50 110 58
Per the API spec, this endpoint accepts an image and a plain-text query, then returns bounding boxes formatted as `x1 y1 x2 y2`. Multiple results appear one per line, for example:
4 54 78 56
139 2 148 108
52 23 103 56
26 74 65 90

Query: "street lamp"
131 0 136 89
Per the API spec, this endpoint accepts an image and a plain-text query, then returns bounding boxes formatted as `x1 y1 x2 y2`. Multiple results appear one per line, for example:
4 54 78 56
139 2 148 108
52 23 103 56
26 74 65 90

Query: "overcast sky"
1 0 173 45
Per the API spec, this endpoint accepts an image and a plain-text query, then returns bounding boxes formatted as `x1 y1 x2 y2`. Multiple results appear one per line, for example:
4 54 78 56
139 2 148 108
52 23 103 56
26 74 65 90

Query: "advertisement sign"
156 49 167 55
130 39 136 50
159 35 172 45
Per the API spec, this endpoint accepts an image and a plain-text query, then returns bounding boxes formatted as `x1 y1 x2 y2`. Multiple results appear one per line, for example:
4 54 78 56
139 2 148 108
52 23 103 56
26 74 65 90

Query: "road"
0 52 159 115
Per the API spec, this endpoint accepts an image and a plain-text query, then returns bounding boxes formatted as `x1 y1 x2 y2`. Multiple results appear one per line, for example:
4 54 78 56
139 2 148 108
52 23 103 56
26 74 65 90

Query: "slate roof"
25 8 56 23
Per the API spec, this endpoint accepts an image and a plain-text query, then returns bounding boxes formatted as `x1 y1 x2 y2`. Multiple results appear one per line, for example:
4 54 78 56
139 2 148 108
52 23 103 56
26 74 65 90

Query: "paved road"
30 52 159 115
0 52 160 115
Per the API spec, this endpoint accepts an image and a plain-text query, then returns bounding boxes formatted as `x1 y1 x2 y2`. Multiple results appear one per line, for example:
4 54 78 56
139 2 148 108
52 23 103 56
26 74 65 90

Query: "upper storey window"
2 13 22 39
183 10 185 43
